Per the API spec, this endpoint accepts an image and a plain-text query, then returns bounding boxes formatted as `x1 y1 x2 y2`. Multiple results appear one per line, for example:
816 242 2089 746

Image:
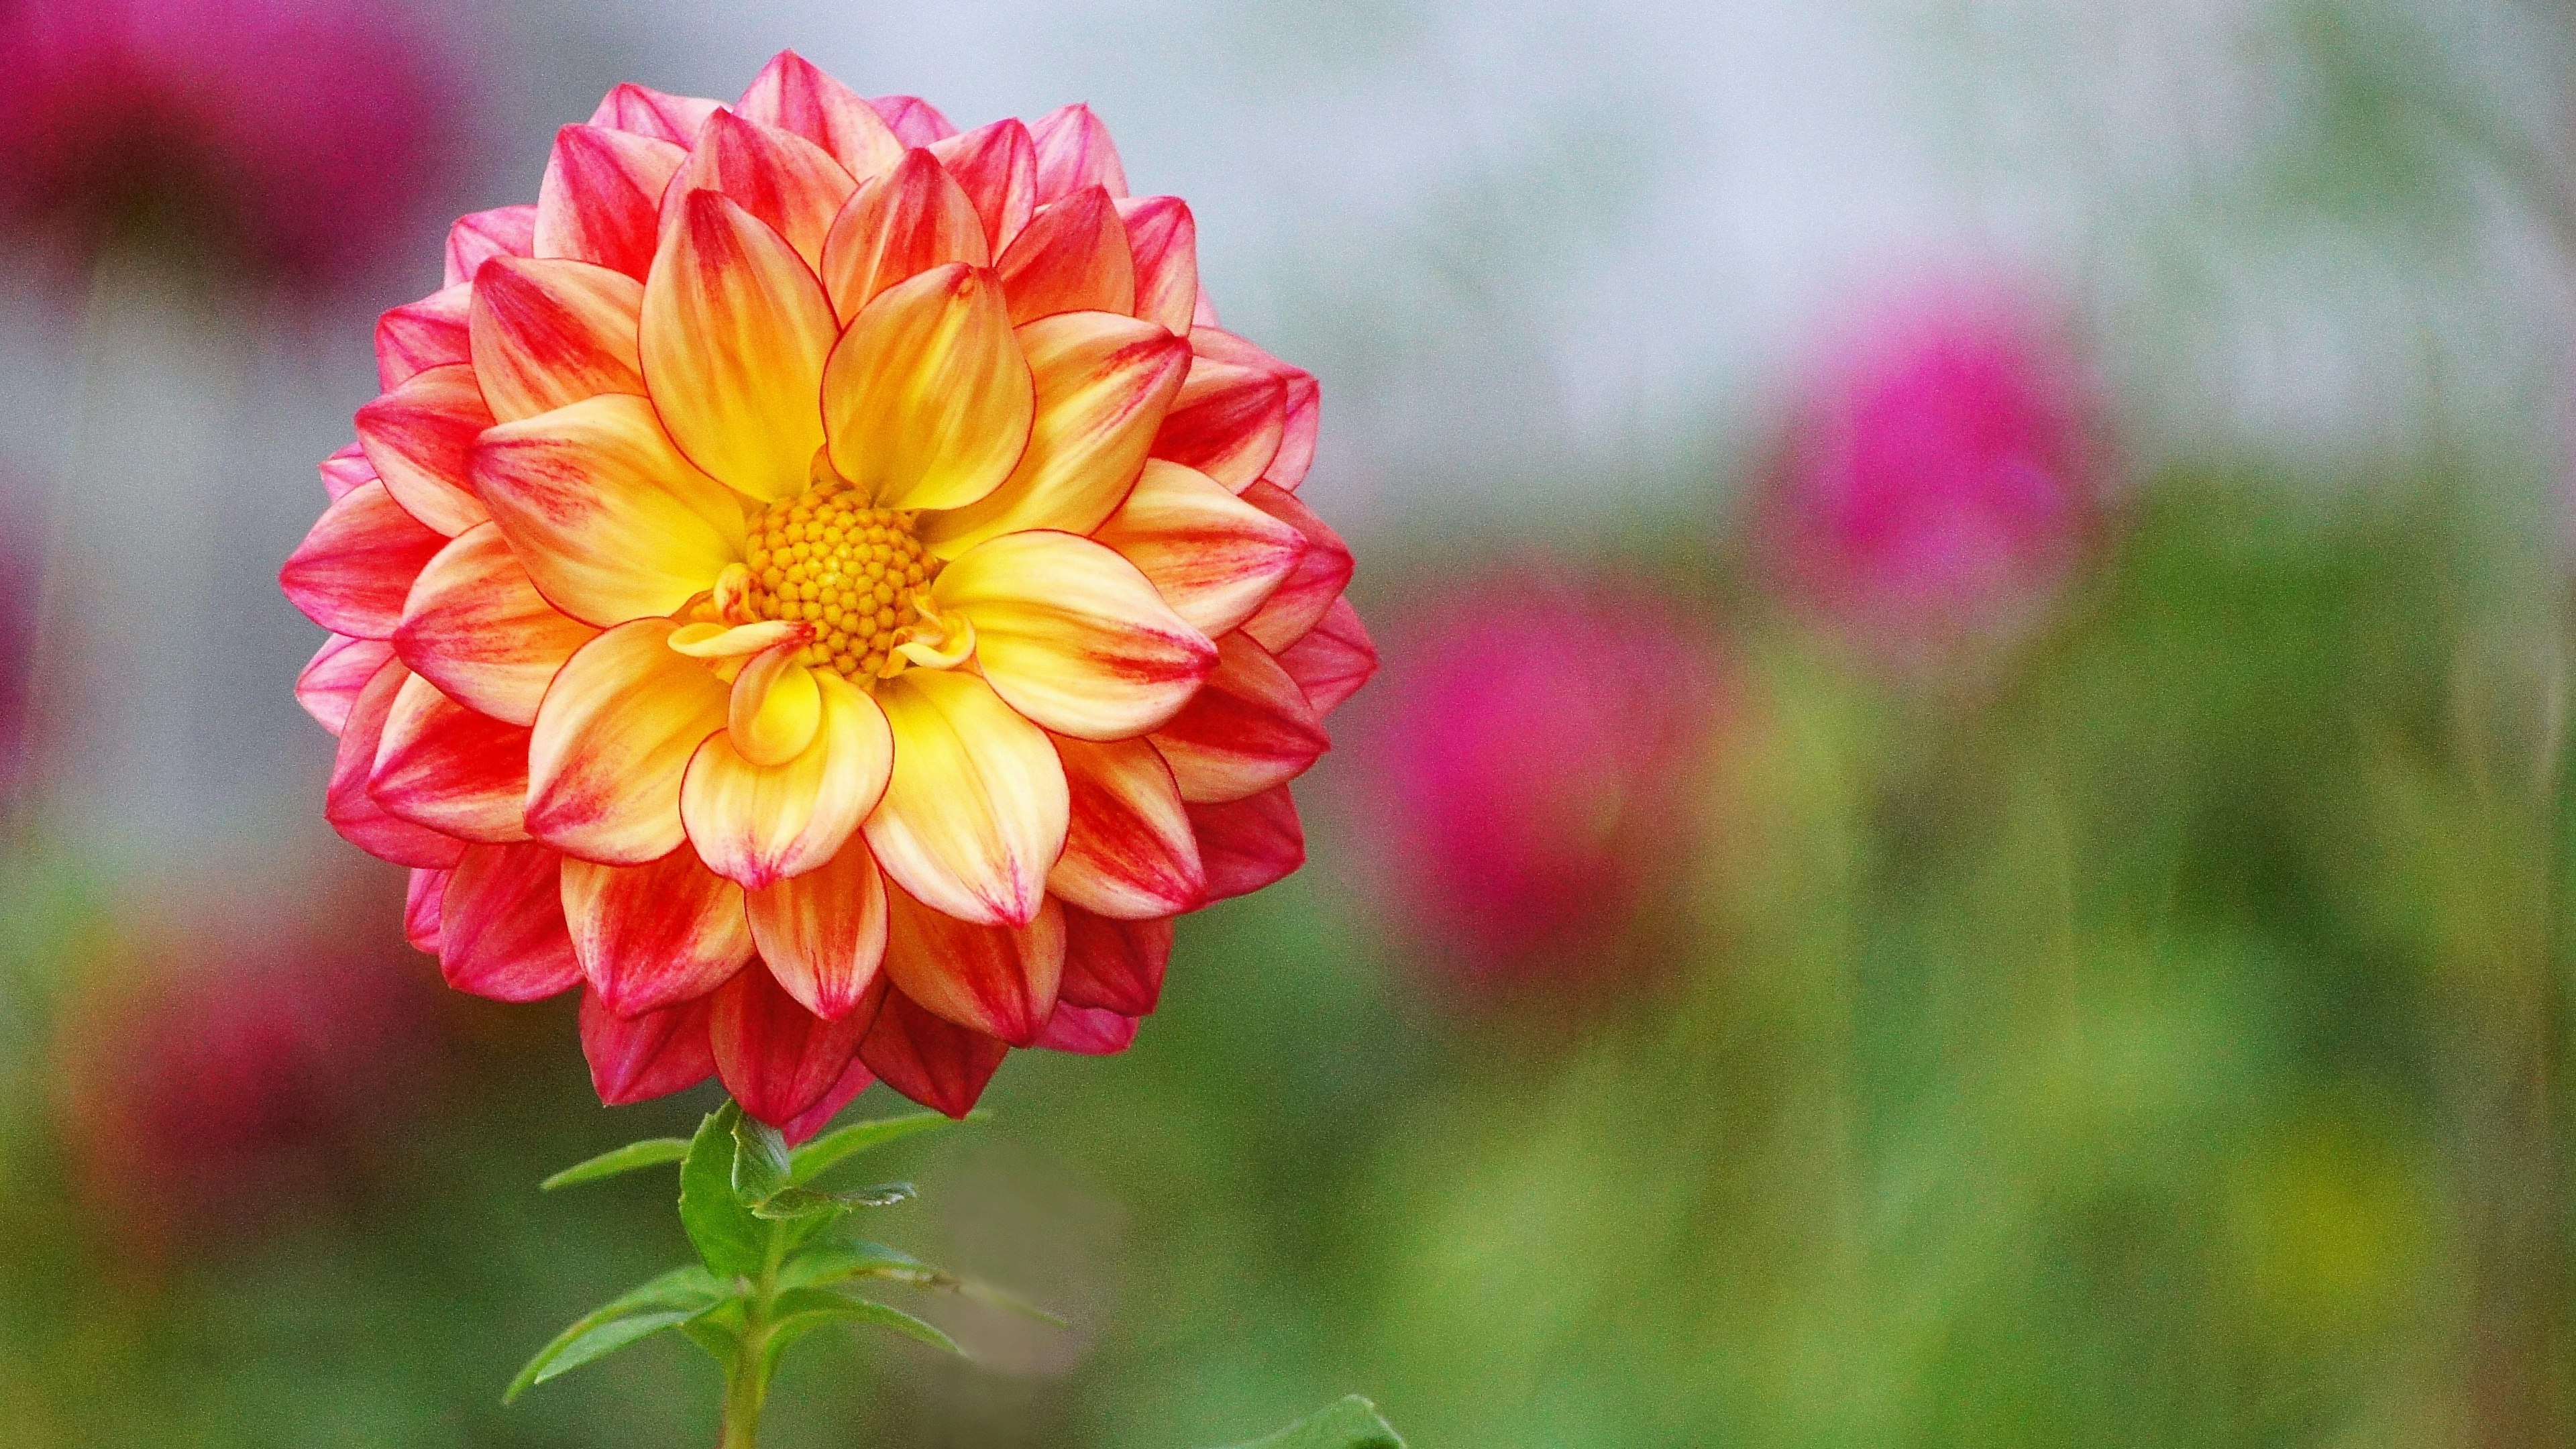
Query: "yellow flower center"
741 478 939 682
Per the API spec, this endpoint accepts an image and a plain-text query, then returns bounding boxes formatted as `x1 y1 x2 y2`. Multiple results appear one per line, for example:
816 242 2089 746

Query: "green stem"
718 1201 796 1448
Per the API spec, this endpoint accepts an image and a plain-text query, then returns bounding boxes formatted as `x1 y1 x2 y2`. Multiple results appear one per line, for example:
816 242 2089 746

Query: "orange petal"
1029 103 1128 202
280 479 447 640
1116 195 1198 333
640 190 839 502
869 93 957 148
371 673 533 844
1191 326 1318 491
466 256 645 424
930 529 1216 739
916 313 1189 555
586 82 722 144
440 841 583 1002
444 204 537 288
563 847 755 1016
1050 735 1202 919
1275 596 1375 716
995 186 1135 325
661 108 858 269
881 885 1064 1046
355 362 494 538
861 985 1007 1118
533 123 688 281
1059 906 1170 1015
820 263 1032 513
298 634 392 736
1151 356 1287 493
818 148 989 321
1237 481 1354 651
1187 786 1305 902
863 668 1068 927
747 837 888 1020
1092 458 1305 637
394 523 600 728
580 988 717 1103
737 51 906 183
1150 631 1327 803
472 392 745 628
327 657 466 869
709 963 875 1128
683 671 892 889
929 117 1036 254
526 620 729 865
375 283 471 390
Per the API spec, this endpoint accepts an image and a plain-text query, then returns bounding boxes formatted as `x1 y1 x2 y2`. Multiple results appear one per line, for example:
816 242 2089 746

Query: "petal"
727 643 823 766
1049 735 1202 919
298 635 392 736
439 841 584 1002
1038 1002 1137 1055
934 530 1214 739
580 988 717 1104
881 886 1064 1046
782 1055 879 1144
1115 195 1198 334
818 149 989 321
863 669 1067 928
371 672 533 844
746 837 888 1020
641 190 839 502
861 986 1007 1118
1091 458 1305 637
1150 630 1327 803
587 83 723 145
355 362 495 538
394 523 600 727
444 204 539 288
1188 786 1305 902
1151 356 1287 494
563 847 755 1016
375 283 472 390
405 868 449 954
870 93 958 148
684 671 892 889
662 108 859 269
737 51 906 183
466 256 647 424
472 393 745 628
280 480 447 639
527 620 730 865
1191 327 1318 491
995 187 1135 325
916 313 1189 555
327 658 466 869
1237 482 1354 651
820 263 1032 514
1059 907 1170 1015
1028 103 1128 202
533 123 688 281
928 119 1036 255
319 442 374 502
710 963 875 1128
1276 596 1375 715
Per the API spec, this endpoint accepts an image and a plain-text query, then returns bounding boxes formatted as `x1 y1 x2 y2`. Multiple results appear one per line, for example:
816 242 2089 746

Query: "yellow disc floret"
741 478 938 682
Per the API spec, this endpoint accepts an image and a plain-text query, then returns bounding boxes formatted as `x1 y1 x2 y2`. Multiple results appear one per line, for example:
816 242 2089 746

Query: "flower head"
282 54 1373 1129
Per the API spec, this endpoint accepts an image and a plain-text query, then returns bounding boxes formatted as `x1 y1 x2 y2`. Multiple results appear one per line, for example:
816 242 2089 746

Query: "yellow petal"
728 641 823 766
526 619 730 864
863 669 1068 926
820 263 1032 513
818 148 990 321
684 672 892 890
932 530 1216 740
745 838 888 1019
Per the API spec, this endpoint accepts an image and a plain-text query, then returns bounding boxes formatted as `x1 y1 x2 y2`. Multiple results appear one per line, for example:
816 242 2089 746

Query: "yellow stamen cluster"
743 482 937 681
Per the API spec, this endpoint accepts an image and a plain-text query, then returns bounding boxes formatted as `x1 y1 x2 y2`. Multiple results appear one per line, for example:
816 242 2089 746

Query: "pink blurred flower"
1363 575 1726 990
1765 283 2098 661
0 0 470 284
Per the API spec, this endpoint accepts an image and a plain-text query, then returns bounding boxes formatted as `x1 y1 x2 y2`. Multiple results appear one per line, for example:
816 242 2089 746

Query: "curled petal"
669 619 803 660
869 93 957 148
1092 458 1305 637
327 658 466 869
355 362 494 538
929 118 1036 255
439 842 583 1002
821 263 1032 513
1116 195 1198 334
782 1057 879 1144
739 51 906 182
1059 907 1170 1016
1151 357 1287 494
527 620 730 865
395 523 599 728
917 312 1189 555
662 109 858 268
747 838 888 1020
580 988 717 1104
466 256 646 423
685 671 892 889
297 635 392 735
1029 103 1129 202
533 123 688 281
1049 735 1202 919
563 847 755 1016
587 82 722 145
1187 786 1305 902
881 887 1064 1047
445 204 538 288
996 186 1135 325
472 393 745 628
319 442 374 502
641 190 838 502
933 530 1216 740
861 985 1008 1118
710 963 876 1128
819 148 989 321
405 868 448 954
1276 596 1376 715
727 643 822 767
280 479 447 639
375 284 472 390
1192 327 1318 492
1150 631 1328 803
1038 1002 1137 1055
863 669 1067 928
1237 481 1354 651
372 672 533 844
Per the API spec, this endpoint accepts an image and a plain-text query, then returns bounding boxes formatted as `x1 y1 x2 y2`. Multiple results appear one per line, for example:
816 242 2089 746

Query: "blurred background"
1 0 2572 1444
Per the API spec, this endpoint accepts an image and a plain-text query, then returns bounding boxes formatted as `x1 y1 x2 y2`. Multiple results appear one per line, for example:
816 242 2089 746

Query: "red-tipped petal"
1059 906 1171 1016
394 523 599 729
526 620 730 866
1029 103 1128 202
563 847 755 1016
440 841 583 1002
782 1055 879 1144
588 83 723 144
662 108 859 268
880 886 1065 1048
1237 482 1354 651
580 988 718 1104
739 51 906 182
1050 736 1202 920
1116 196 1198 334
1191 327 1318 491
1188 786 1305 903
355 363 495 539
534 123 688 280
370 673 533 844
376 284 472 391
467 256 646 423
861 986 1009 1118
747 839 888 1021
405 868 449 954
1094 458 1306 638
996 186 1135 325
1151 357 1287 494
818 148 990 320
280 480 447 639
869 94 958 147
928 118 1036 254
1150 631 1328 804
710 963 877 1128
445 205 539 288
327 657 466 869
297 635 392 736
319 442 374 502
1276 596 1376 715
1038 1002 1138 1055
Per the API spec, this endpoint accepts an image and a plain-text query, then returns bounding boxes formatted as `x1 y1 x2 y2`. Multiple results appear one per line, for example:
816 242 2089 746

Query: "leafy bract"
788 1109 983 1185
678 1104 769 1277
538 1136 692 1191
504 1265 729 1402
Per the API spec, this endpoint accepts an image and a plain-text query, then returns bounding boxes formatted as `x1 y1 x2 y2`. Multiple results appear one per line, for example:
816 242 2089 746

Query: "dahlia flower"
1362 576 1721 989
282 53 1373 1131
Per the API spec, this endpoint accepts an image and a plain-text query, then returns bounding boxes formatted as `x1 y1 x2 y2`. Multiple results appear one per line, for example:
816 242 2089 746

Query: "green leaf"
1212 1397 1405 1449
776 1242 931 1291
788 1110 983 1185
678 1104 769 1277
749 1181 917 1220
765 1287 963 1358
731 1113 792 1202
537 1137 692 1191
504 1266 729 1402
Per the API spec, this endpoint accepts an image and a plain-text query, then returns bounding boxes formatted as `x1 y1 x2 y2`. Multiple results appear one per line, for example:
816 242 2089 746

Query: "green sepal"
504 1265 731 1403
678 1104 769 1277
788 1110 983 1185
764 1287 963 1362
749 1181 916 1220
731 1113 793 1202
538 1137 693 1191
1212 1397 1405 1449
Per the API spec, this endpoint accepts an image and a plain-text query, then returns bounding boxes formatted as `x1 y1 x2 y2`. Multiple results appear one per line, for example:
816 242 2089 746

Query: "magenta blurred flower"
1765 284 2098 661
1364 576 1726 990
0 0 468 283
